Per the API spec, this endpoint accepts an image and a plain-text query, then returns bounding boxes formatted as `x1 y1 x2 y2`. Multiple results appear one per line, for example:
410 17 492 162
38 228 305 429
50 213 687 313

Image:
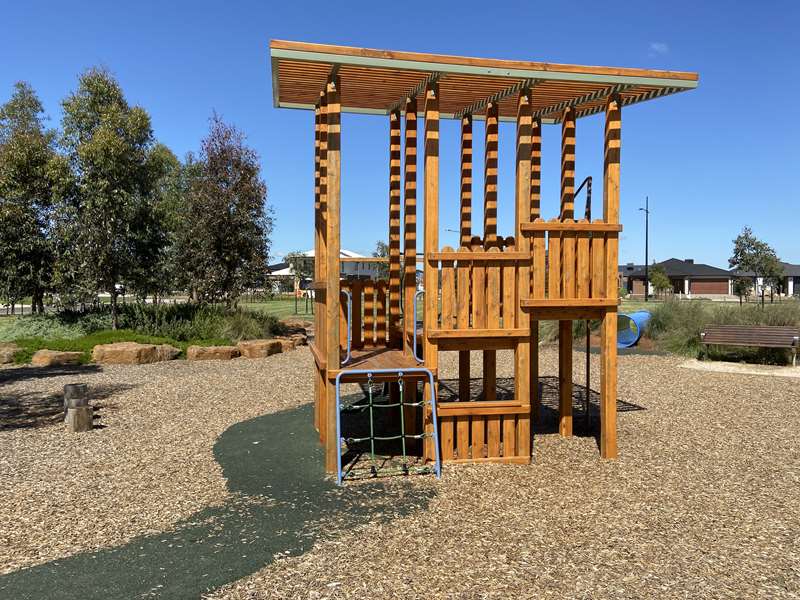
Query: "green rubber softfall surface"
0 404 434 600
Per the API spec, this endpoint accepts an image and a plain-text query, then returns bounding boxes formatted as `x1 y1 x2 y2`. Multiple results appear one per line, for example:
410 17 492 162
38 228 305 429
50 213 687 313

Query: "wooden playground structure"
269 40 698 476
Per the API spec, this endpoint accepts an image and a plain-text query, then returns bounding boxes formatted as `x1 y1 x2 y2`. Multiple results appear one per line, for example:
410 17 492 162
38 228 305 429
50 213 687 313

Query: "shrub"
645 299 800 363
1 302 288 349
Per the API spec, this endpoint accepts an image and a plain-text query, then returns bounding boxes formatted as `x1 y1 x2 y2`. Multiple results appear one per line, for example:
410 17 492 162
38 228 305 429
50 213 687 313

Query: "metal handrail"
340 289 352 365
334 367 442 485
575 175 592 220
412 289 424 363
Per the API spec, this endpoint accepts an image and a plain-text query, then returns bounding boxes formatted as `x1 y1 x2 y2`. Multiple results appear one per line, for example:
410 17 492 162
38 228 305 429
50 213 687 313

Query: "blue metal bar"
340 289 352 365
412 290 424 363
335 367 442 486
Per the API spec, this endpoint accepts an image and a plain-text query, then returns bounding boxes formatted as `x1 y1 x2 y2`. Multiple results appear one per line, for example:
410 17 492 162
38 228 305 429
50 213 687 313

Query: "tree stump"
64 383 92 432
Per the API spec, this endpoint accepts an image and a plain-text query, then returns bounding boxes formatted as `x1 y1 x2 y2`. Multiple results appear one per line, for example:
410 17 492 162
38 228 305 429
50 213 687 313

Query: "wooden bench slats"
700 325 799 366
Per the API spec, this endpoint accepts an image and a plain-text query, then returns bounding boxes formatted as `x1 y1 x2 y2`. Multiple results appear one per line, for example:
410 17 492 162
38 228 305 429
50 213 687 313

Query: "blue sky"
2 1 798 267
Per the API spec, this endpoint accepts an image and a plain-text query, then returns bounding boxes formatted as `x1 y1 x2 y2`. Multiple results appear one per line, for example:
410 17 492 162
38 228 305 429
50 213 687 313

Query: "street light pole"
639 197 650 302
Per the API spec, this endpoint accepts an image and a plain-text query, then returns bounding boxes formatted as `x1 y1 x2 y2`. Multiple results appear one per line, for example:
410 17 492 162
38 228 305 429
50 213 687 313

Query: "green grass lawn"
619 298 666 313
242 297 315 320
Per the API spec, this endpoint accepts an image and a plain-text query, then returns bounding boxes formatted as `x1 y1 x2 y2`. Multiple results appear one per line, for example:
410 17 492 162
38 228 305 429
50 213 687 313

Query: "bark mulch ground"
1 347 799 598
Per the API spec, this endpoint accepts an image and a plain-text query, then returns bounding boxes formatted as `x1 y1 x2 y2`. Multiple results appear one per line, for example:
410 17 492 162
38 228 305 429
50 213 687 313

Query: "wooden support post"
483 102 499 246
530 115 542 424
560 107 576 220
460 114 473 247
558 320 573 436
601 95 621 459
482 101 498 402
317 91 329 443
324 76 341 473
403 97 418 356
313 104 322 433
458 114 472 398
515 89 532 459
388 111 403 347
422 82 439 463
558 107 575 435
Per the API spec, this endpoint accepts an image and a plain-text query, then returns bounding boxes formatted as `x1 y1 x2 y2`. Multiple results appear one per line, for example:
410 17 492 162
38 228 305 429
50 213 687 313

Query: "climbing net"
335 369 442 485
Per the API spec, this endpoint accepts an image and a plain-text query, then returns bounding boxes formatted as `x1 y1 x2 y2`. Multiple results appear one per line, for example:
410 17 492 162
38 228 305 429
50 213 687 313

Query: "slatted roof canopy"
270 40 698 122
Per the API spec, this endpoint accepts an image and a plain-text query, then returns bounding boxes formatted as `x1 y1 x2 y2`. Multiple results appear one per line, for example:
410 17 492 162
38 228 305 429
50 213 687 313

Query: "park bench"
700 325 799 366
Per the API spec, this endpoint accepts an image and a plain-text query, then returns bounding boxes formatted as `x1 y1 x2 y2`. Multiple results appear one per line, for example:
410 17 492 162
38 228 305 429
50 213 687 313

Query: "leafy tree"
0 82 61 314
56 68 164 328
649 264 671 299
286 251 313 290
729 226 781 308
732 277 752 306
126 143 181 302
372 240 390 280
174 114 272 306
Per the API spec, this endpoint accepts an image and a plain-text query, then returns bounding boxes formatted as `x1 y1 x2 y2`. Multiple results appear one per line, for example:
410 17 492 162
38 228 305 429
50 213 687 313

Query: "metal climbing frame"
334 367 442 485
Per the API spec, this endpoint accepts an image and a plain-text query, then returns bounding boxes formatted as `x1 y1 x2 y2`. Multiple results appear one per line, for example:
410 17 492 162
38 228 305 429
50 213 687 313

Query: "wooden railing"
521 218 621 313
426 239 530 338
437 400 529 463
339 279 390 349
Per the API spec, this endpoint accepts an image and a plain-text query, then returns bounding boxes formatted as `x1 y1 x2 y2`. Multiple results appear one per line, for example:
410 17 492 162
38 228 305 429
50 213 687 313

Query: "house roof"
270 40 698 122
618 263 644 275
732 261 800 278
627 258 731 279
267 249 372 276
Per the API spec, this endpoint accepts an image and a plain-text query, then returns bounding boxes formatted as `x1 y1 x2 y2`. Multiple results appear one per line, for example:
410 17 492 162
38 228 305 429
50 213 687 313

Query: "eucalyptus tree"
0 82 62 313
57 68 166 327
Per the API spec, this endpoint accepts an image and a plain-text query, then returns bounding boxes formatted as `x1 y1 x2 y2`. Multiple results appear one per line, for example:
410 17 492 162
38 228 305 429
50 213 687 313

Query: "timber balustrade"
521 217 622 319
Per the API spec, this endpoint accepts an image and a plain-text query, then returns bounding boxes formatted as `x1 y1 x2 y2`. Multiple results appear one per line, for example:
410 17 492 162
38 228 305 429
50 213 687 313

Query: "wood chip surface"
0 351 310 575
3 346 799 598
207 348 800 599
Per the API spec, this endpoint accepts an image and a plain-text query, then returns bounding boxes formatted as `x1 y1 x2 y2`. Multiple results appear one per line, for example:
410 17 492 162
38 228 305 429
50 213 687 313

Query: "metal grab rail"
412 290 424 363
334 367 442 485
340 289 352 365
575 175 593 429
575 175 592 220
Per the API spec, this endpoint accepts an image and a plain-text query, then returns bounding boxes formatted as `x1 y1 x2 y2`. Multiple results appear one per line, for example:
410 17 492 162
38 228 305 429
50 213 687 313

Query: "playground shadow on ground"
0 403 434 600
438 375 645 447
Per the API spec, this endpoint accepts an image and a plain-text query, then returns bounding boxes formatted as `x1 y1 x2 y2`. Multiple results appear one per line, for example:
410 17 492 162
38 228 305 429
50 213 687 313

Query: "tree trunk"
110 289 119 330
32 288 44 314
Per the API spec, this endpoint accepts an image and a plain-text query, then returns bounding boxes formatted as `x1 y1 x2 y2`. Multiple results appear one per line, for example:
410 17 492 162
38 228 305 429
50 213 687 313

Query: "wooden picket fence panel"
527 217 618 301
339 279 390 349
437 401 530 462
428 238 529 333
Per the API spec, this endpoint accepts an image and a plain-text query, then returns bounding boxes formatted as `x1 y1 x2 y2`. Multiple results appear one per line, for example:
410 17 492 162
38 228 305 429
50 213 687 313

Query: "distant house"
731 261 800 297
618 263 645 292
266 249 384 293
623 258 733 298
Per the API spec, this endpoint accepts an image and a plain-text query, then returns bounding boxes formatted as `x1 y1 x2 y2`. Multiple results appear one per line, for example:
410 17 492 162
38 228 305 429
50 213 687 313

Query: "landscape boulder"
31 349 83 367
0 343 20 364
289 332 308 346
187 345 240 361
92 342 181 365
283 319 312 330
237 339 282 359
275 337 296 352
156 344 181 362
